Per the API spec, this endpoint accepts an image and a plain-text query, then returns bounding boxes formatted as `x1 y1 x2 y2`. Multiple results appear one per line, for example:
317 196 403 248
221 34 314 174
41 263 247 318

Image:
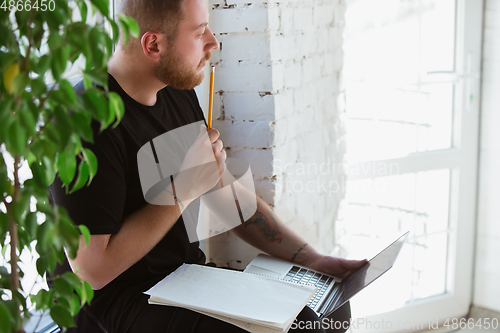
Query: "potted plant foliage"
0 0 137 331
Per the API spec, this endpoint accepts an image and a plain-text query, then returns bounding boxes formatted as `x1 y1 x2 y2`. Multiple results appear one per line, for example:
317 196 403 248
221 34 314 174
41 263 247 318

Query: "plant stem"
8 155 20 293
8 156 25 333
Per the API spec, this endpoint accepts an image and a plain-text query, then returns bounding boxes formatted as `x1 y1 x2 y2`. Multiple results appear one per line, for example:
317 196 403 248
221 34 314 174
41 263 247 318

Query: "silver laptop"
244 232 409 319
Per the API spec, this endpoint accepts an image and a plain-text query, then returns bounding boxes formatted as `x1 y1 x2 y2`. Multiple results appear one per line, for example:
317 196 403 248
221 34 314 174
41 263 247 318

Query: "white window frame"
346 0 483 331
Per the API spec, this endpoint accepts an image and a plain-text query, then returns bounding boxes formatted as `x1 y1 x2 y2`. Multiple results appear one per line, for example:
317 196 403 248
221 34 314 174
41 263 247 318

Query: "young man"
49 0 366 332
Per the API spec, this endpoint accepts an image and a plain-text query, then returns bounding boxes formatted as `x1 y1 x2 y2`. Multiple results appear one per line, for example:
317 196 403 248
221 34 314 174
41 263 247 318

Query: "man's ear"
140 31 165 62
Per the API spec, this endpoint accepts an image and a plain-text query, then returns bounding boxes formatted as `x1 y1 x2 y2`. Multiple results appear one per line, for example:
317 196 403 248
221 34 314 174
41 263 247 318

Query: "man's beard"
154 48 211 90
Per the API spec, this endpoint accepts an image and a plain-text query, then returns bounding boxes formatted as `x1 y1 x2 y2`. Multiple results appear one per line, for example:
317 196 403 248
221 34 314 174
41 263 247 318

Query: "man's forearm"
69 203 183 290
232 196 320 267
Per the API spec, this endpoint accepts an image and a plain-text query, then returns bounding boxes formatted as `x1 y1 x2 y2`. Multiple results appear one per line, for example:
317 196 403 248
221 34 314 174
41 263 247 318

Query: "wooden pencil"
208 66 215 129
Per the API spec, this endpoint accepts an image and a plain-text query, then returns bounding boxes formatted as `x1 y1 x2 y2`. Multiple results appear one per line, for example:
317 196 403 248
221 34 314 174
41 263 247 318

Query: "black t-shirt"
49 74 207 332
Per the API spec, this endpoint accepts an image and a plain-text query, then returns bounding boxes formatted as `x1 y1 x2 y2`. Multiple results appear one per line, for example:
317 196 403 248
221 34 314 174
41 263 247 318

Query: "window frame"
344 0 483 331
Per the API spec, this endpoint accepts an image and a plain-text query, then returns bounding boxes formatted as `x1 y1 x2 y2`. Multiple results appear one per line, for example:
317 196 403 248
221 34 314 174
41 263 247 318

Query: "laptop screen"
328 232 409 313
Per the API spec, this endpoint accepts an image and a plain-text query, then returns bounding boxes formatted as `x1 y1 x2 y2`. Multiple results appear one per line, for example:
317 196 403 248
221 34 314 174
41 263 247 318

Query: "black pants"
126 302 351 333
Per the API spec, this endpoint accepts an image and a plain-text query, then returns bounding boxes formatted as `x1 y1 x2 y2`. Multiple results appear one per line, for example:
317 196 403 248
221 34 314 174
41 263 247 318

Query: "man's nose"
206 27 219 50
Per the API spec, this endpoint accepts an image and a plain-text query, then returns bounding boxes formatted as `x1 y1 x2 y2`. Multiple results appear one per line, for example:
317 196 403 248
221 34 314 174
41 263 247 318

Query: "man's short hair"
119 0 185 50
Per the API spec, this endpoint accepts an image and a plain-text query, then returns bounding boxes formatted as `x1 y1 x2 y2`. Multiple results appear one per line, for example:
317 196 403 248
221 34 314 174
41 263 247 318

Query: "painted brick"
254 179 276 205
210 6 268 34
229 148 274 177
314 5 335 27
271 61 285 92
214 119 275 148
293 7 313 31
222 92 275 121
283 60 303 88
268 5 280 31
216 62 273 92
219 34 271 64
280 7 294 33
207 0 347 268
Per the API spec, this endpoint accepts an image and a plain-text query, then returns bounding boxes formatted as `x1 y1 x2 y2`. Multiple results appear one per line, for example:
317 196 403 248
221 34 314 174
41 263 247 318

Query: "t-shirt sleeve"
50 126 127 235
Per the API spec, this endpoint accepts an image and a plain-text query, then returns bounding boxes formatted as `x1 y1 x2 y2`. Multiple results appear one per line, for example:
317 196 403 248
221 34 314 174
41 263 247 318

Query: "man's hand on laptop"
307 255 368 280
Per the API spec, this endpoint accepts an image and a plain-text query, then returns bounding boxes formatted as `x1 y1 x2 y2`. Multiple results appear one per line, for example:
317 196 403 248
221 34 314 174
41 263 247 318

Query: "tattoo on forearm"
290 243 308 263
245 211 283 243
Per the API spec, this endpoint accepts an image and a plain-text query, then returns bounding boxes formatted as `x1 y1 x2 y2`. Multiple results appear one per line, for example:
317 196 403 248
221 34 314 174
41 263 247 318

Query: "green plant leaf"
90 0 109 18
84 281 94 304
57 151 77 188
47 247 60 273
50 305 75 328
36 256 49 277
89 28 104 67
0 159 6 196
31 15 45 48
25 212 38 239
60 215 80 259
70 112 93 143
17 225 31 252
10 195 29 224
78 225 91 246
45 6 64 30
51 48 70 81
36 221 53 254
109 20 119 43
30 162 48 188
0 213 7 241
126 17 140 38
82 148 97 183
36 55 52 75
0 97 13 121
11 290 27 312
69 160 89 194
68 24 91 59
32 289 49 310
8 121 26 155
31 77 46 96
71 133 83 156
19 107 37 136
15 10 30 33
53 277 74 300
12 72 30 96
36 199 53 215
69 294 81 316
48 32 63 51
82 70 107 89
0 301 12 333
0 99 13 145
109 92 124 128
62 272 82 289
54 105 73 132
4 299 21 331
40 138 57 165
118 14 130 46
42 156 56 187
83 89 108 121
78 0 88 23
59 80 77 107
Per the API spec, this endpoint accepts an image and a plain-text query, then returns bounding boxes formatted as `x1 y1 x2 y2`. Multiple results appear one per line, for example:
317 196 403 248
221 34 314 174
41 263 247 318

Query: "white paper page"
145 264 316 328
148 300 291 333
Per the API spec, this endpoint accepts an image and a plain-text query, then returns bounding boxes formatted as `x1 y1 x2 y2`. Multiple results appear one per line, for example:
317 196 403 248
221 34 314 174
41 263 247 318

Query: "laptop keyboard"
283 266 334 309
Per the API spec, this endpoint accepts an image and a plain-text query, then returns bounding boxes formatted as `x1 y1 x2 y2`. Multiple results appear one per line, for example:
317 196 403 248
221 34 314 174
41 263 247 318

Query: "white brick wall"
207 0 347 268
474 0 500 314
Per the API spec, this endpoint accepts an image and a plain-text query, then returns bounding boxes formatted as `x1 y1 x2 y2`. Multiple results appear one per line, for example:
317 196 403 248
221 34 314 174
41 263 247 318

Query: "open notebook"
145 264 317 333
